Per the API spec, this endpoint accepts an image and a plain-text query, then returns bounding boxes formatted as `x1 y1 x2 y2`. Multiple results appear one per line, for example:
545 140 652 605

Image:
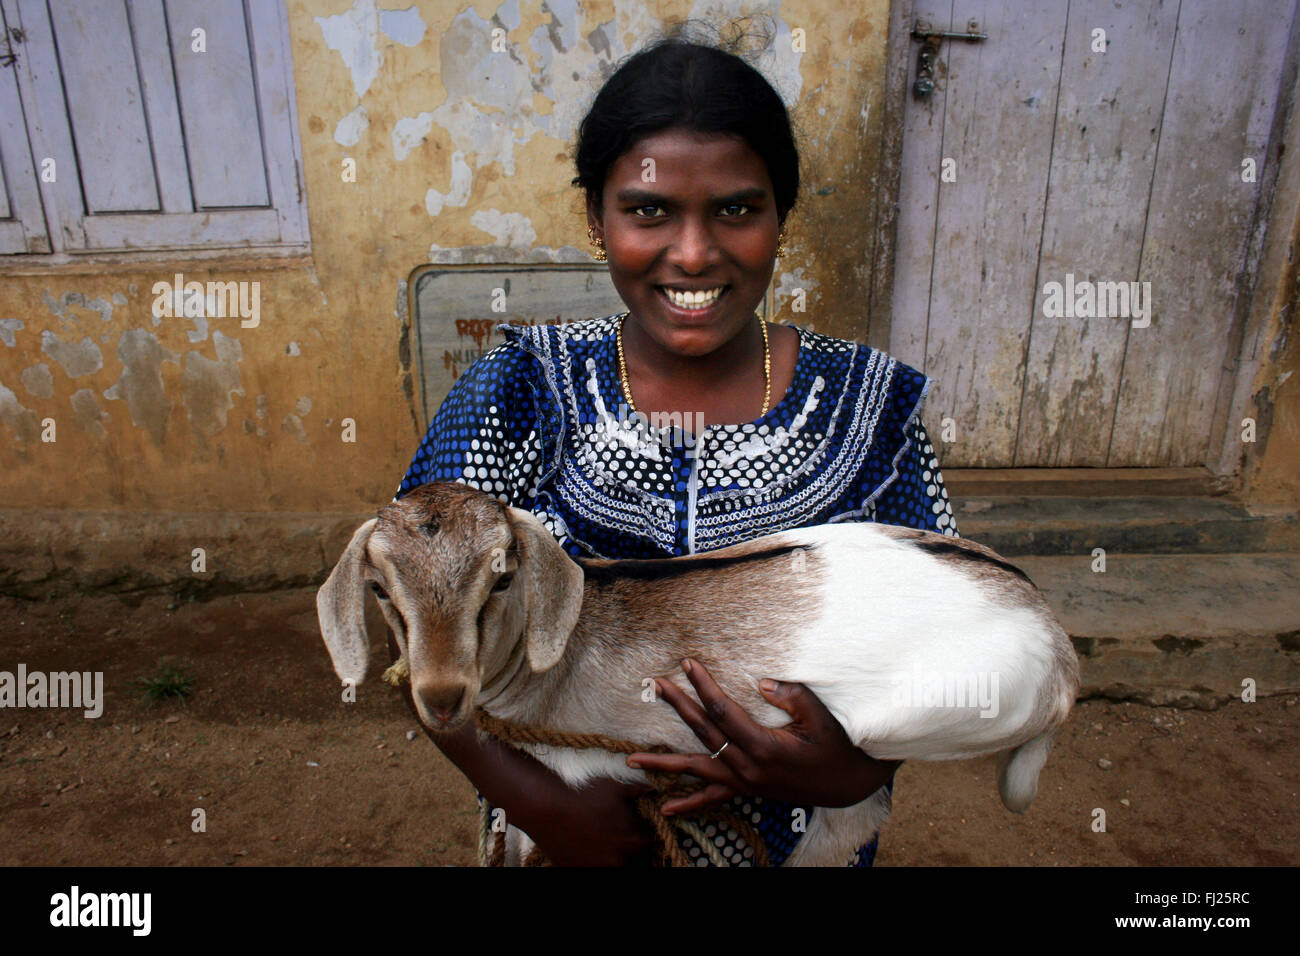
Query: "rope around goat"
382 658 770 866
470 707 770 867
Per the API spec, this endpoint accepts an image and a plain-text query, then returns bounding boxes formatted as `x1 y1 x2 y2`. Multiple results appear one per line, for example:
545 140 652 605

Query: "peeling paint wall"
0 0 1293 516
0 0 899 514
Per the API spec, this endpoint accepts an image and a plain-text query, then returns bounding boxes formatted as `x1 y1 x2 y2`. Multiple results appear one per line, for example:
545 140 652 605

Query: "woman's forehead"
607 129 770 185
621 127 750 159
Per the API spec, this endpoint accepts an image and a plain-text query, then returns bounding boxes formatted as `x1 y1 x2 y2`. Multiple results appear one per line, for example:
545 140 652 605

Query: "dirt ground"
1 587 1296 866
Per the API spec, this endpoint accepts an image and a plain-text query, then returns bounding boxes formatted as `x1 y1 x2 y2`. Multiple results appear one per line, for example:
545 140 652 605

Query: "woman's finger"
625 750 738 784
759 678 838 735
652 672 755 774
679 659 766 749
660 665 762 779
650 674 724 748
660 782 738 816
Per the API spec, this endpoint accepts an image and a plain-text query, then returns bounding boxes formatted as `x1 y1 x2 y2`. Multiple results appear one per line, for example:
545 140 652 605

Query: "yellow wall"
0 0 895 514
0 0 1293 523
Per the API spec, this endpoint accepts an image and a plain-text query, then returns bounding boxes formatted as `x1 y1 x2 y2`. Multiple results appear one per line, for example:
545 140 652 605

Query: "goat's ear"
317 517 378 687
507 507 584 673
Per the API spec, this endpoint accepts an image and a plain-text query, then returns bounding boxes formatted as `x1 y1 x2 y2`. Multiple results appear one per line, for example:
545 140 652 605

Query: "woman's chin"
649 324 730 357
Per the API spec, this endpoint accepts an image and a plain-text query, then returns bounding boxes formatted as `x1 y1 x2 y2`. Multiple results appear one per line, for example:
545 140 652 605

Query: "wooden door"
891 0 1296 468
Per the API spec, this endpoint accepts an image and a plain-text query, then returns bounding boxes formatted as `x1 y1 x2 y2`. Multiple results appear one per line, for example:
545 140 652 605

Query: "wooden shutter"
0 9 47 253
0 0 307 253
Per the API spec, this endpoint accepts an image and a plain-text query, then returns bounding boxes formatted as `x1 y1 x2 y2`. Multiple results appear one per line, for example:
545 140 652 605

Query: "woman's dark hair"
572 26 801 226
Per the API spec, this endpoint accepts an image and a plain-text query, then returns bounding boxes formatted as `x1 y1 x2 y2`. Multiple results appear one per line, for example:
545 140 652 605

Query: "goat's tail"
996 728 1058 813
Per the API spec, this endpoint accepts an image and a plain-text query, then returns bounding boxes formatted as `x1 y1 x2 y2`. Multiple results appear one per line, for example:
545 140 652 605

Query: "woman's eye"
630 204 751 219
491 574 514 594
369 582 388 600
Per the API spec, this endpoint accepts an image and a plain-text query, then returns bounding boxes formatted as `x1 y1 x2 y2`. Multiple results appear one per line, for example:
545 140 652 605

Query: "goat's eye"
491 574 513 594
369 582 388 600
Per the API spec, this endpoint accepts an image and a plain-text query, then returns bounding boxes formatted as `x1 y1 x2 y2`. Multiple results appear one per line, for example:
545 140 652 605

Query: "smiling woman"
393 28 959 867
592 128 790 426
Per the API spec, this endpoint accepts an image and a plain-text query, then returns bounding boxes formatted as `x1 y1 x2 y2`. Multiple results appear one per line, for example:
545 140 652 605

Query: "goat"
317 481 1080 866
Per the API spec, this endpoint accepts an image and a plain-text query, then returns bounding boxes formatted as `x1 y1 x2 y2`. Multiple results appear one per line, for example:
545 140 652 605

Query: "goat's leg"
781 788 893 867
503 825 535 866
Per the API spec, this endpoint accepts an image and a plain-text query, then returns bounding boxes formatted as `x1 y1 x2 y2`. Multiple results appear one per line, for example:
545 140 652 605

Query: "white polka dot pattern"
398 314 960 865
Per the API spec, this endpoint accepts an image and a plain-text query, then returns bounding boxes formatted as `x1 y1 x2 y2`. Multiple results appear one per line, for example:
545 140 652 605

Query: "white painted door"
891 0 1295 467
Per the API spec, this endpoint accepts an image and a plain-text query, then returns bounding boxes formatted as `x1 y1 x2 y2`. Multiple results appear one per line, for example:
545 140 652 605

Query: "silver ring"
710 740 730 759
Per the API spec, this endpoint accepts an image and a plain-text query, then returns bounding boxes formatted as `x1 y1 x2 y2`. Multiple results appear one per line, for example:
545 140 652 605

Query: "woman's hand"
531 777 659 867
627 658 900 816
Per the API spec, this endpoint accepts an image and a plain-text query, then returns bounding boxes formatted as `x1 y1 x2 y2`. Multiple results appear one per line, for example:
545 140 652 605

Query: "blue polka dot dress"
397 312 960 866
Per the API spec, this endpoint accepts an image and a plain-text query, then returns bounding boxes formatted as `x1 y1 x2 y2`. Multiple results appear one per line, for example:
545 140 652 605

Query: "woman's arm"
390 639 657 865
430 724 658 866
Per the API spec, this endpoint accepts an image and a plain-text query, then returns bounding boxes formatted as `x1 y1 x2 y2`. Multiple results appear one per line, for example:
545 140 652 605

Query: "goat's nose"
416 683 466 724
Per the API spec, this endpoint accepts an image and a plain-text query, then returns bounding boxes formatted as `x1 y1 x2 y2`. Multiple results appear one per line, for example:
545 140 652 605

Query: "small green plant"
133 664 195 705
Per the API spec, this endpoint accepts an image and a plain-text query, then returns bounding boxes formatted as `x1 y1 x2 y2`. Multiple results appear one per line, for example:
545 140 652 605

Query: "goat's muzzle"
413 680 471 730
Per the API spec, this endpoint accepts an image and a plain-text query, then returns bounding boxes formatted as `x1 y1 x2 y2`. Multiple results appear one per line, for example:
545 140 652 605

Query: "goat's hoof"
382 657 410 686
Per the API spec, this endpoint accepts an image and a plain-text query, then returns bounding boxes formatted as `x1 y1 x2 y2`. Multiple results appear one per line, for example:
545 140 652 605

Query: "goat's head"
316 482 585 730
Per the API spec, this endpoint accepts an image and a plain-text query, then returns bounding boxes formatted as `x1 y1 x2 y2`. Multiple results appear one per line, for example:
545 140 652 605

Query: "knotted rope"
383 657 770 866
470 707 771 867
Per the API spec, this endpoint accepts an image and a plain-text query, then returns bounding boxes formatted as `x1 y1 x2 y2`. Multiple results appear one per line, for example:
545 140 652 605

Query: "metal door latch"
911 19 987 98
1 26 25 68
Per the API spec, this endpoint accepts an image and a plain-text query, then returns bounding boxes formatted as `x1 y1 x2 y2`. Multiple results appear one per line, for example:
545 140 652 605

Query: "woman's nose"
666 217 719 270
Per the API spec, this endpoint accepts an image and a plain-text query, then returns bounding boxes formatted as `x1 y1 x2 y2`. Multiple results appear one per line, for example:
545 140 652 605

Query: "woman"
395 36 959 866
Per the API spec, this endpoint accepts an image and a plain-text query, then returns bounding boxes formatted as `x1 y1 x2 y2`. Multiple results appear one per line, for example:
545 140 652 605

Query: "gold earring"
588 225 607 261
775 228 789 258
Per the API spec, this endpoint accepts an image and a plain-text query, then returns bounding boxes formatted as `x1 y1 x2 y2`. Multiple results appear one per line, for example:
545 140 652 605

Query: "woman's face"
589 126 781 358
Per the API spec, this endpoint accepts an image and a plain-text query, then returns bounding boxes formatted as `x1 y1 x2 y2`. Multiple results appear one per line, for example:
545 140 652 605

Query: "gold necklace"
617 312 771 417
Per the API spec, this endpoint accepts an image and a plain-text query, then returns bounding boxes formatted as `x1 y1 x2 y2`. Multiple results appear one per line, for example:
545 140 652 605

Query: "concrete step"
1017 551 1300 708
954 495 1299 556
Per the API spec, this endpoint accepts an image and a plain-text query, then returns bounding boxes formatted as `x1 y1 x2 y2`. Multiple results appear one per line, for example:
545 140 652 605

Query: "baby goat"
318 481 1080 867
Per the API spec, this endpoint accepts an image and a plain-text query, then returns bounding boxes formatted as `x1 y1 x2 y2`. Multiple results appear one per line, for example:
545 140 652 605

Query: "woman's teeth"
662 286 724 309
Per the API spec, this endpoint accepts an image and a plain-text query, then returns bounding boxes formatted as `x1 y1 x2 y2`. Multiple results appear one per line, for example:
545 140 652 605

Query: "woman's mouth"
656 285 728 315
